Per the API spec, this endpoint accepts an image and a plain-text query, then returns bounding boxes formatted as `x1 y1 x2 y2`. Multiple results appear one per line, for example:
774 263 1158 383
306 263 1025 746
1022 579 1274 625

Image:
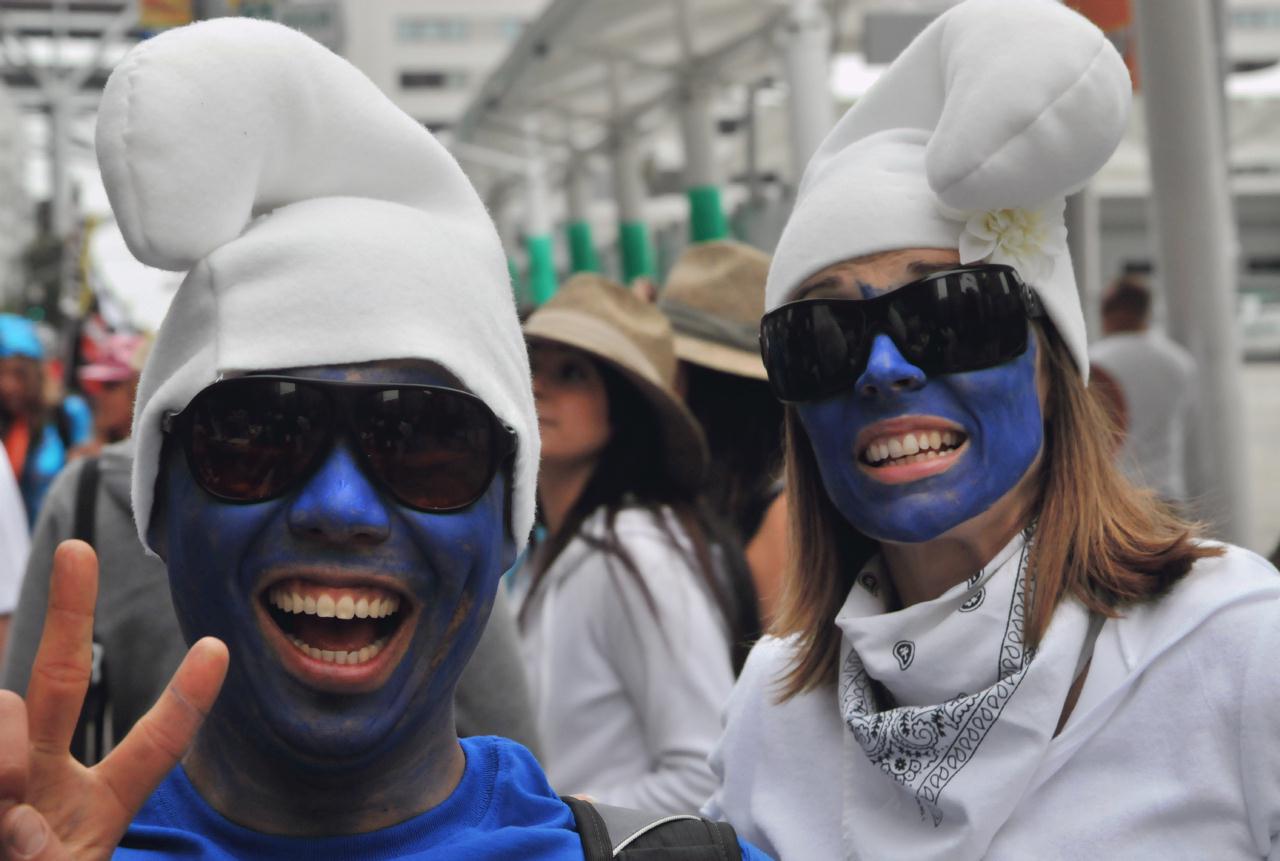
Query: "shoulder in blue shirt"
116 736 773 860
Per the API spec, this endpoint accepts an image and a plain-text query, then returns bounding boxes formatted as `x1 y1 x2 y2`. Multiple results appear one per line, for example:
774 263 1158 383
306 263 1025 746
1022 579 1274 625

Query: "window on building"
396 16 471 42
496 18 524 41
400 70 471 90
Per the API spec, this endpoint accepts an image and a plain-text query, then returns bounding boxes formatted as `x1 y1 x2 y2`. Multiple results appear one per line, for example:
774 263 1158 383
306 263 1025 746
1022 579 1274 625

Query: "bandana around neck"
836 525 1093 860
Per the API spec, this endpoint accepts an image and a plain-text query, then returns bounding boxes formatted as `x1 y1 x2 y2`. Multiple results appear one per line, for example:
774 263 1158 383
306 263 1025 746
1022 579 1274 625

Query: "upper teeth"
268 587 400 619
864 430 962 465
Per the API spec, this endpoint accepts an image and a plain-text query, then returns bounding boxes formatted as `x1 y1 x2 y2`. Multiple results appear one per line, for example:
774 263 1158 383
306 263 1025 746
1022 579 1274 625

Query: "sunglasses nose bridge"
855 333 927 400
286 440 393 546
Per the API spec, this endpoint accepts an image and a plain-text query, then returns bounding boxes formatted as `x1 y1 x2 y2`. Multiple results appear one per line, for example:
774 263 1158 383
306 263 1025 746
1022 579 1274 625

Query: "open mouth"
861 428 968 468
262 579 409 665
255 575 416 691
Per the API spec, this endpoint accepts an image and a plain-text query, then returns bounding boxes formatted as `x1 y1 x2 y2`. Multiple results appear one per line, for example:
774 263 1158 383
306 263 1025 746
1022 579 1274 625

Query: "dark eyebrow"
794 275 845 300
906 259 960 278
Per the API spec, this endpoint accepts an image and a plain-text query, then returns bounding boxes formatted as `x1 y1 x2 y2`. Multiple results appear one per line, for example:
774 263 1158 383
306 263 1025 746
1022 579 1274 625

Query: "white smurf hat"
766 0 1132 379
97 18 539 553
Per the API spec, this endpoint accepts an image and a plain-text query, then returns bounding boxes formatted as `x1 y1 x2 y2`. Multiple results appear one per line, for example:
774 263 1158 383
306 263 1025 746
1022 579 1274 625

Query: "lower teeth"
289 636 387 665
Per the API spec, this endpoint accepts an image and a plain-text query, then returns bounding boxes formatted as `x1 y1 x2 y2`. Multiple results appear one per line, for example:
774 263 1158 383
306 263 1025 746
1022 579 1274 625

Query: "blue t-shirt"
116 736 773 860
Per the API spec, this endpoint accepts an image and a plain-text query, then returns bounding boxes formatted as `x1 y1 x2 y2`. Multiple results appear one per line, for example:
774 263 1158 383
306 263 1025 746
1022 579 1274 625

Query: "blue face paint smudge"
796 326 1043 543
159 362 514 768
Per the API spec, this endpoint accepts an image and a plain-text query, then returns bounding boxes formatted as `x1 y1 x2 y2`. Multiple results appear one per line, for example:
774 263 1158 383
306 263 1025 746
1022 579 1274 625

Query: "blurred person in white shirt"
1089 274 1197 502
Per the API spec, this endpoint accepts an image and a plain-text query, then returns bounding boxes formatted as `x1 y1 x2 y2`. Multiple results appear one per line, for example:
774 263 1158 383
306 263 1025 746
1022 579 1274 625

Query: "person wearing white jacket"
517 274 757 816
705 1 1280 859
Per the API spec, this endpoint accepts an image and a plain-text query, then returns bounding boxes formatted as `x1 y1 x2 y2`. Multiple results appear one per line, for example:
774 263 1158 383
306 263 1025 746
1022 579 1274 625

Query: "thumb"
1 806 68 861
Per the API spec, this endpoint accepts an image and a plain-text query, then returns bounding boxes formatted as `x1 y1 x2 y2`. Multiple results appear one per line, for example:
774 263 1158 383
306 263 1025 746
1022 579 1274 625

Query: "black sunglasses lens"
187 379 332 502
761 302 869 402
899 268 1028 373
357 388 499 511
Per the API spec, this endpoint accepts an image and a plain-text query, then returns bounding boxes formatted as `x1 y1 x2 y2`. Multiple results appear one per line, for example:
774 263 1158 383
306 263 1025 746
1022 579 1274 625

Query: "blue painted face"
155 361 515 766
794 257 1044 544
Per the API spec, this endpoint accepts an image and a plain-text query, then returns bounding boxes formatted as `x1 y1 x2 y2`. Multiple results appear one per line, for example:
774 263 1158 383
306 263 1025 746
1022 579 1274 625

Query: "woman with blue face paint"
517 274 757 815
705 2 1280 860
0 19 774 861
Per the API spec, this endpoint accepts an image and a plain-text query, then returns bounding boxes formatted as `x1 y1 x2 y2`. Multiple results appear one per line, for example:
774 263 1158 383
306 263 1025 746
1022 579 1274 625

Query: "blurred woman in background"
515 274 756 815
661 240 788 623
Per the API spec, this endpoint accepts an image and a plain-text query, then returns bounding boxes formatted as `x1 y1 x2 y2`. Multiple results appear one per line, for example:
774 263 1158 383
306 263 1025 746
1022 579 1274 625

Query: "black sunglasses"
163 375 517 513
759 264 1045 403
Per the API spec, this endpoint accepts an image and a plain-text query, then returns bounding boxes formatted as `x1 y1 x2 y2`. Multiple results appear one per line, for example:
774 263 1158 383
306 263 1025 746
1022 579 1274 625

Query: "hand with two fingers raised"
0 541 228 860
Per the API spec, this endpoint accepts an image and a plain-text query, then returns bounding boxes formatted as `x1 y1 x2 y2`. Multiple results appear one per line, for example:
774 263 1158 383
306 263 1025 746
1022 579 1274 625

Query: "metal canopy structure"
455 0 787 169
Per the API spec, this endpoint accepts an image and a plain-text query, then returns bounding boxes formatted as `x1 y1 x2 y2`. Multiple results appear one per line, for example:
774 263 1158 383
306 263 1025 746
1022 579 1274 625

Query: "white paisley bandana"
837 526 1092 861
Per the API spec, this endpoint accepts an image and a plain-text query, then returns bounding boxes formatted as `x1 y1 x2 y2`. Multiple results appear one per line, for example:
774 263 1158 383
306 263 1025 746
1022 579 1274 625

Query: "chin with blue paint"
149 360 515 773
792 251 1045 546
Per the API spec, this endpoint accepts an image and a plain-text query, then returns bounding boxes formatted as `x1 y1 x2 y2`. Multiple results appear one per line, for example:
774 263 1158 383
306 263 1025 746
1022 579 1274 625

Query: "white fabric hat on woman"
766 0 1132 381
96 18 538 552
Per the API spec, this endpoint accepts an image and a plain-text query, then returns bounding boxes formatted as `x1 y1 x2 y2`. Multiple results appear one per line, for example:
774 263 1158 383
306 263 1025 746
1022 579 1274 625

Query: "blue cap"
0 314 44 359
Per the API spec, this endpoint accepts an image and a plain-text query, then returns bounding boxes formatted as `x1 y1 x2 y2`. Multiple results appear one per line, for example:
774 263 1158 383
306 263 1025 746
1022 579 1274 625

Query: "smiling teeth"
269 588 400 619
865 430 963 465
287 636 388 665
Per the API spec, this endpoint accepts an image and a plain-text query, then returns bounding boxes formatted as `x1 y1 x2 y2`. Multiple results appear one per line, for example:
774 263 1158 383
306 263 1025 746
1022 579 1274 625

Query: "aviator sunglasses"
759 263 1045 403
163 375 517 512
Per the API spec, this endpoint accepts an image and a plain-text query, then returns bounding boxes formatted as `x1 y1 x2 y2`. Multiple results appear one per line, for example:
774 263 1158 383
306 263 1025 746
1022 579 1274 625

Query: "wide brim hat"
660 240 771 381
525 274 709 495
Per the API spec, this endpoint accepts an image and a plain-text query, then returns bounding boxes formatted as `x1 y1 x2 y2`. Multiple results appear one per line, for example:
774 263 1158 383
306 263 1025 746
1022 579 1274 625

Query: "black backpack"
561 796 742 860
69 456 111 765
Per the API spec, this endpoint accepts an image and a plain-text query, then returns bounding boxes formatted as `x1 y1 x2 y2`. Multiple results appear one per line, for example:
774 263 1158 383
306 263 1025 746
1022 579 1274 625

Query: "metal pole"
678 78 728 242
1132 0 1251 546
608 64 654 283
780 0 834 186
1065 187 1103 343
523 118 557 306
565 158 600 273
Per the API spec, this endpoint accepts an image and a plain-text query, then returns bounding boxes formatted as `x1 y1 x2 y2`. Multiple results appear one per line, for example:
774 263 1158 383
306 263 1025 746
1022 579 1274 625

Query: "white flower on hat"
939 198 1068 284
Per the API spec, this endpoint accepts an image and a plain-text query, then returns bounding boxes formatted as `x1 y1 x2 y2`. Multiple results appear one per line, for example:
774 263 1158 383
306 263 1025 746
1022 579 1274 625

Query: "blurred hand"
0 541 227 860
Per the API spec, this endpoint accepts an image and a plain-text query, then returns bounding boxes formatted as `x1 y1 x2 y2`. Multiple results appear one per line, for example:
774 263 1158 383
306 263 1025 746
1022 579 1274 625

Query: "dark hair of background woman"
682 363 785 544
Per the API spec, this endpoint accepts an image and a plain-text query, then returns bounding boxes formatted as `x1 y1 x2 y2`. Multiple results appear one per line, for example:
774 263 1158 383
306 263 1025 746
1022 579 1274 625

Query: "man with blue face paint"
707 2 1280 860
0 19 770 861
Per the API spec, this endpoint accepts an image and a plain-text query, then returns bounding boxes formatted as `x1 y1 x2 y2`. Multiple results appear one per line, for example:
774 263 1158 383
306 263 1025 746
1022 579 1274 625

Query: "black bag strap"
561 795 742 860
69 456 109 765
72 455 99 545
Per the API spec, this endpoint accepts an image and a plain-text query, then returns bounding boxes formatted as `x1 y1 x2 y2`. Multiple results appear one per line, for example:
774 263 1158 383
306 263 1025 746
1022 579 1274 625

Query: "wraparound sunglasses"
163 375 517 512
759 264 1045 403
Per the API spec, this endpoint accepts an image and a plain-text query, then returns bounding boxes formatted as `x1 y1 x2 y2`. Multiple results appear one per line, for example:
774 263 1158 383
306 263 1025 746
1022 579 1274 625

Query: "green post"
566 221 601 273
525 234 557 307
618 221 655 284
687 184 729 243
507 256 523 305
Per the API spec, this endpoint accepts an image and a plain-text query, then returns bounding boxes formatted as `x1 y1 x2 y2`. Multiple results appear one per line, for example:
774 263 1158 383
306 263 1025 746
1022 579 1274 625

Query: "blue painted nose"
287 442 392 545
855 334 927 400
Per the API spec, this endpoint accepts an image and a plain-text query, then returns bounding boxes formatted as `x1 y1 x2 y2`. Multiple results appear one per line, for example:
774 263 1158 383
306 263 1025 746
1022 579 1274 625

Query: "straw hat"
525 273 709 494
659 240 770 381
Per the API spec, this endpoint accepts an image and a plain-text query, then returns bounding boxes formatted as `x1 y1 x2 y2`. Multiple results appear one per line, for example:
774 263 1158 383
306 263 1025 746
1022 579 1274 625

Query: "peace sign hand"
0 541 228 860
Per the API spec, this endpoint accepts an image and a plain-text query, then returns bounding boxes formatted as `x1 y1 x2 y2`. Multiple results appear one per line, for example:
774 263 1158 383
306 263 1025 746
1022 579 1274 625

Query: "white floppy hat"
766 0 1132 380
97 19 539 552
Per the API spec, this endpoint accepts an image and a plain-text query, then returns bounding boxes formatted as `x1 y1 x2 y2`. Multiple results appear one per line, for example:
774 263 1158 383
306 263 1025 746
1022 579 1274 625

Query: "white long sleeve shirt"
706 545 1280 860
515 506 734 815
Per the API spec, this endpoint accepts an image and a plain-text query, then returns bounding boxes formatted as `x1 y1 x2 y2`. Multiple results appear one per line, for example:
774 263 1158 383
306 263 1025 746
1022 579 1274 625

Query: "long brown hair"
771 319 1222 699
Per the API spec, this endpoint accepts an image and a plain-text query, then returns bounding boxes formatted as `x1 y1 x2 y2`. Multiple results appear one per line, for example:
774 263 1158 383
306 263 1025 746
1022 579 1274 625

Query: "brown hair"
1101 274 1152 321
771 318 1223 699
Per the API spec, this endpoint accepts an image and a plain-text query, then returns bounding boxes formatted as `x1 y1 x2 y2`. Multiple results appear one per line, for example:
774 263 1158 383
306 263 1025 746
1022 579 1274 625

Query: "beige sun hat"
525 273 709 494
659 240 771 381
